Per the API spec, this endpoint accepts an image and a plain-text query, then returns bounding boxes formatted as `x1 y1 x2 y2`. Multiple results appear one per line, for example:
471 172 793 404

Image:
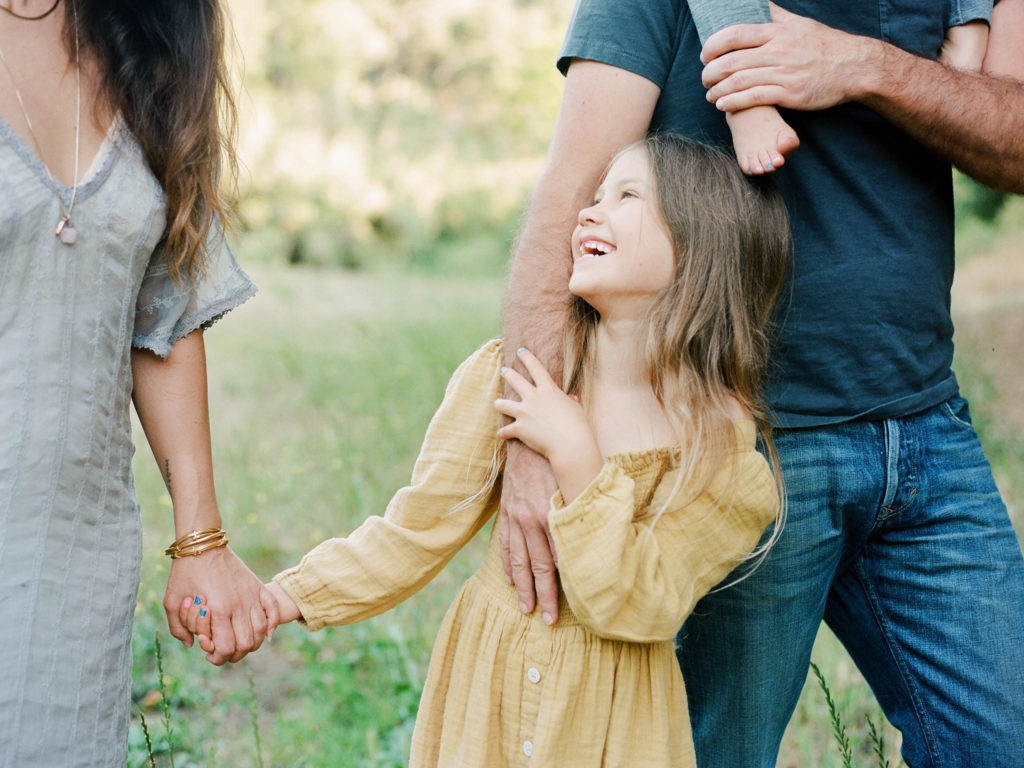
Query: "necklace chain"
0 1 61 22
0 0 81 244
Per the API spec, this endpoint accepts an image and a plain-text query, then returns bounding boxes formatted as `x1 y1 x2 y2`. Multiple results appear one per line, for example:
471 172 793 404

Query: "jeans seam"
852 556 945 768
876 486 916 526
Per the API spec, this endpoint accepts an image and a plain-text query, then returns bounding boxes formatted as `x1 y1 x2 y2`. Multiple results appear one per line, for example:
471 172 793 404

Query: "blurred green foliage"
955 173 1009 224
229 0 569 274
226 1 1014 277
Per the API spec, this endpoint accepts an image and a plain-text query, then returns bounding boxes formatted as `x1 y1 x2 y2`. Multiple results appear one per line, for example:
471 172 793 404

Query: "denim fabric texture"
677 395 1024 767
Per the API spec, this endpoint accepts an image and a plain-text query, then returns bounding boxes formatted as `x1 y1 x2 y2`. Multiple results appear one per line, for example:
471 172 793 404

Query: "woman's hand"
495 348 603 502
165 546 280 665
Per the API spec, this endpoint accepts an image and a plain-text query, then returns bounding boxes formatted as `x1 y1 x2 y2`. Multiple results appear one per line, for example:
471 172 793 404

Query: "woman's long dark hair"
71 0 238 280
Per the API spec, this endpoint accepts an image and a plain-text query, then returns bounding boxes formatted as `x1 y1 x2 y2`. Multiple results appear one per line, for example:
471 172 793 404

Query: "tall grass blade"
248 670 267 768
810 661 853 768
866 713 891 768
139 709 158 768
154 633 177 768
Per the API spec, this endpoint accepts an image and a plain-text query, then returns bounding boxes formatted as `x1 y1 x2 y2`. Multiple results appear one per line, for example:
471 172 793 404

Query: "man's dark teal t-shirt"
559 0 960 428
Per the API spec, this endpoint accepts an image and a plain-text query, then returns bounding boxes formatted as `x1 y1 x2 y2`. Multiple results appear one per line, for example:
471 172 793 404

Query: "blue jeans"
677 396 1024 768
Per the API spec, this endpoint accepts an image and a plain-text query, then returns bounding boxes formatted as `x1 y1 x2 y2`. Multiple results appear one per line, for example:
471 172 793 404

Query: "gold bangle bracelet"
164 528 229 558
166 537 230 559
168 528 223 547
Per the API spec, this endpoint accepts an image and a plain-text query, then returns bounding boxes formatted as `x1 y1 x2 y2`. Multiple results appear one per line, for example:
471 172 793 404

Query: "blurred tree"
955 175 1009 223
229 0 571 272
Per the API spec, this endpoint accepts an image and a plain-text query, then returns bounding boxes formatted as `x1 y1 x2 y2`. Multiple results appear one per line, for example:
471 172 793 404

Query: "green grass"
129 235 1024 765
130 266 502 767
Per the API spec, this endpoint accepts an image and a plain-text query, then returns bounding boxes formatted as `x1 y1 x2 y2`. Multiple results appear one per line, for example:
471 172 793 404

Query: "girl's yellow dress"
274 340 779 767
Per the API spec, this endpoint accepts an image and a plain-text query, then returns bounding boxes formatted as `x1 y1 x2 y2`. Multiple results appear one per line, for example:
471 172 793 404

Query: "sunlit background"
126 2 1024 765
228 0 567 275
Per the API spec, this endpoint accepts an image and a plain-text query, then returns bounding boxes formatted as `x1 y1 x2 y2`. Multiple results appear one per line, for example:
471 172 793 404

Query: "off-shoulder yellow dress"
274 340 779 768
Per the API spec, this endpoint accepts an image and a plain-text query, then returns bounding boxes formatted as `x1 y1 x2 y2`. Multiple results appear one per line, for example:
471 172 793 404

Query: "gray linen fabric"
0 116 255 767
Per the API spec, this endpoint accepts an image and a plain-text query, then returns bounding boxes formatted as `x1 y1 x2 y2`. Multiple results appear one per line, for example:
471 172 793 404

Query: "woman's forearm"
131 329 221 535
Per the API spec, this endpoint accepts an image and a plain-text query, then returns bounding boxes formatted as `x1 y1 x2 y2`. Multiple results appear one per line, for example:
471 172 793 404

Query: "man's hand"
498 62 661 626
499 441 560 624
700 0 1024 192
700 3 879 114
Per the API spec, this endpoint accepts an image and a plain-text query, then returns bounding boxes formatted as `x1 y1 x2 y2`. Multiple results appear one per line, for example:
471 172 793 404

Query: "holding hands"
176 347 603 654
167 545 281 665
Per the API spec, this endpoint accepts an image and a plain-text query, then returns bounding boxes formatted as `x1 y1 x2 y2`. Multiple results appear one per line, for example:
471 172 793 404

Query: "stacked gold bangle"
164 528 229 559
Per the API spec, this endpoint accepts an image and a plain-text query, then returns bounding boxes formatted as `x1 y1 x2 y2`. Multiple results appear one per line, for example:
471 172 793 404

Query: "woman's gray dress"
0 117 255 767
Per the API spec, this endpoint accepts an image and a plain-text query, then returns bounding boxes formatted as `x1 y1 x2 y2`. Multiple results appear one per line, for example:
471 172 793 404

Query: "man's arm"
500 60 659 624
700 1 1024 192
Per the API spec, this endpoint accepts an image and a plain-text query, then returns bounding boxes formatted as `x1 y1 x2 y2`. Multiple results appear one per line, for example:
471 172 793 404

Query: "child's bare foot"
725 105 800 175
940 20 989 72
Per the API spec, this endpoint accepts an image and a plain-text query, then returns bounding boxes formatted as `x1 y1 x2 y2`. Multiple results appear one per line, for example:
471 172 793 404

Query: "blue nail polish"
500 366 508 374
517 347 526 354
193 596 202 606
199 608 207 617
765 162 774 170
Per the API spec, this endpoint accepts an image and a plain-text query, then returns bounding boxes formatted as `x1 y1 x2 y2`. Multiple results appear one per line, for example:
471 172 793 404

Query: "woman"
0 1 277 764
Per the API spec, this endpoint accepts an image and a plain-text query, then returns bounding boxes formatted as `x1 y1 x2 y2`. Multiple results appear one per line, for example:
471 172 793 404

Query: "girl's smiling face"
569 147 676 320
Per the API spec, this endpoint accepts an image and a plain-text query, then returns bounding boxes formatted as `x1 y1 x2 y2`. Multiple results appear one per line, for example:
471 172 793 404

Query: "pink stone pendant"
56 218 77 245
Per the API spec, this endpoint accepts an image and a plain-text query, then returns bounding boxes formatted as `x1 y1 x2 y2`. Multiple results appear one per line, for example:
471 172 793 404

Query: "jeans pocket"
941 395 975 431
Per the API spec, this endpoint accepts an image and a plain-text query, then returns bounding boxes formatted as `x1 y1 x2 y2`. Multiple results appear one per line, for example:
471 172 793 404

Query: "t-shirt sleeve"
132 219 257 358
557 0 686 86
549 428 779 643
273 340 505 631
685 0 770 45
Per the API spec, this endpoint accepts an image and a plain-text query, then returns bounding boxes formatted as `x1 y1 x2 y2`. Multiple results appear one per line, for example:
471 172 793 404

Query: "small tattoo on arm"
164 459 172 490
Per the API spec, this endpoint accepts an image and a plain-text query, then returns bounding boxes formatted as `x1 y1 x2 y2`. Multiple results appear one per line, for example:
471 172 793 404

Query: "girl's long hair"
70 0 238 281
565 135 791 556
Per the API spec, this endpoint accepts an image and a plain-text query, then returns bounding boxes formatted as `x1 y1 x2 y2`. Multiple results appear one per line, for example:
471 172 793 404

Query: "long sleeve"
687 0 770 45
274 340 505 631
548 423 779 643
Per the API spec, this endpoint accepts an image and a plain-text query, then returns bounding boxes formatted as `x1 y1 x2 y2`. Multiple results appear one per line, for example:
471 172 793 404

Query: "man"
499 1 1024 765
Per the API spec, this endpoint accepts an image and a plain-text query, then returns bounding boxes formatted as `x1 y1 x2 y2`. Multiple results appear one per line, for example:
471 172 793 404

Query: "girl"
207 135 788 766
689 0 992 174
0 1 275 764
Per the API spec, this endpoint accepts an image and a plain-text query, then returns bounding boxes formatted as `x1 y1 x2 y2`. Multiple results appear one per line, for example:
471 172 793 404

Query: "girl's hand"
495 348 603 502
495 348 590 459
264 581 303 624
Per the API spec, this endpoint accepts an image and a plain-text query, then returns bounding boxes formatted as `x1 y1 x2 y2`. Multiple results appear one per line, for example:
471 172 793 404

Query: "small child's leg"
940 20 989 72
725 105 800 175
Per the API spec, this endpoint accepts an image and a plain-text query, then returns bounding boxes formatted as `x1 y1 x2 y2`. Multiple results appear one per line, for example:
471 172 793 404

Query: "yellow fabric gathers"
274 339 779 767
